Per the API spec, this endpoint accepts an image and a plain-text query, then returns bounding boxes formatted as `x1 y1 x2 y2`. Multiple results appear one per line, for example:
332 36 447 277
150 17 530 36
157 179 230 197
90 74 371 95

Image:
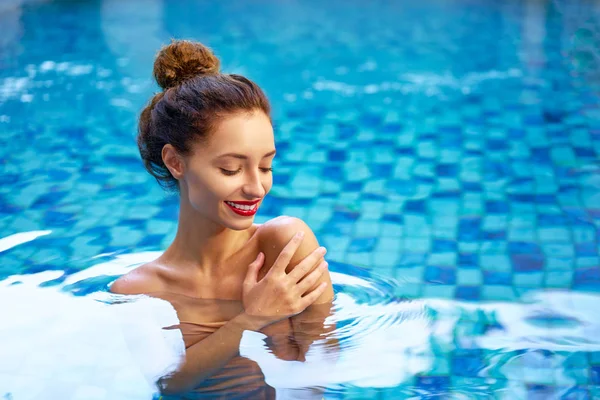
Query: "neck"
160 198 252 276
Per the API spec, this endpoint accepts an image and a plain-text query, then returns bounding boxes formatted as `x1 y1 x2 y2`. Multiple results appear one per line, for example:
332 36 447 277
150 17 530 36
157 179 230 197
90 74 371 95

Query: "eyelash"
220 168 273 176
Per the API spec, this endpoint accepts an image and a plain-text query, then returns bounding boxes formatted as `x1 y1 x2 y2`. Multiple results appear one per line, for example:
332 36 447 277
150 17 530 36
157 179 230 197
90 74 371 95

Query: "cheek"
263 175 273 193
185 170 224 205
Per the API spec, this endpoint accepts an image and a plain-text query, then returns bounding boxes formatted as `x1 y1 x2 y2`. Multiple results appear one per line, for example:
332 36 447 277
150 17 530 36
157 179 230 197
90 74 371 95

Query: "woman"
110 40 335 397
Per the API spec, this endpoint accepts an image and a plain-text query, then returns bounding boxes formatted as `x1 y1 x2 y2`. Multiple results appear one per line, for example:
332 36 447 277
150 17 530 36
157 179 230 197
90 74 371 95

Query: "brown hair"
138 40 271 191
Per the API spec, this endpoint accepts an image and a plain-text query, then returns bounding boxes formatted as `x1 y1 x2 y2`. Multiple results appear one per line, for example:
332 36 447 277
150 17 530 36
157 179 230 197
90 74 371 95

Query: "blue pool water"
2 0 600 398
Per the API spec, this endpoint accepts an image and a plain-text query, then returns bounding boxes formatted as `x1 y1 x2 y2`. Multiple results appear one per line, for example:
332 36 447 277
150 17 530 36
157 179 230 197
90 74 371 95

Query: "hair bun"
153 40 220 90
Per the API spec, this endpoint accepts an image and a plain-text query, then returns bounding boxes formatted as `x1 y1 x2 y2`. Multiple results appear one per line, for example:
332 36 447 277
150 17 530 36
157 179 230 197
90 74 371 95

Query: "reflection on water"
1 251 600 399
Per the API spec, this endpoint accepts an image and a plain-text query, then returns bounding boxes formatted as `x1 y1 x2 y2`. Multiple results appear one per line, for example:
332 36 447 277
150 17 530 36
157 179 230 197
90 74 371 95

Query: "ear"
162 144 185 179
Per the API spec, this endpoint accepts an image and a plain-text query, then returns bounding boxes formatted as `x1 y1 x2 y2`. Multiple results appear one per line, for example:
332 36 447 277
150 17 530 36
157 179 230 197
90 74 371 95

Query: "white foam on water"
0 286 184 399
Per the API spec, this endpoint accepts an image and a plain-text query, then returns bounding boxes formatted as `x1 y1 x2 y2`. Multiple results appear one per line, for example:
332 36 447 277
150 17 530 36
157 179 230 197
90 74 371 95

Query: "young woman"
110 40 335 397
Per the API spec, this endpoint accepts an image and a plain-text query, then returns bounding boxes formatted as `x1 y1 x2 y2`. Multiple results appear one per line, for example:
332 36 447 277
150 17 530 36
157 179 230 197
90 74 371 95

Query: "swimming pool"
1 0 600 398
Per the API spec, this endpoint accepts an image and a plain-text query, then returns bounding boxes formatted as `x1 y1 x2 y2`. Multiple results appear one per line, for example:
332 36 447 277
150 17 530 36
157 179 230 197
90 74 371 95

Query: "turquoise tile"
395 265 425 283
427 253 457 266
354 221 381 236
479 255 511 271
380 222 404 237
459 242 480 252
430 200 460 216
306 206 333 222
546 257 574 271
576 257 600 268
423 284 456 299
513 272 544 287
456 268 483 285
432 227 456 239
403 237 431 252
543 244 575 258
429 355 451 375
321 235 351 253
403 215 431 237
432 216 458 229
461 201 484 215
344 252 372 268
507 228 536 241
481 285 516 301
280 206 308 219
562 367 590 385
538 227 572 242
480 241 507 254
372 252 400 268
483 215 508 230
545 271 573 288
396 282 423 299
375 237 403 251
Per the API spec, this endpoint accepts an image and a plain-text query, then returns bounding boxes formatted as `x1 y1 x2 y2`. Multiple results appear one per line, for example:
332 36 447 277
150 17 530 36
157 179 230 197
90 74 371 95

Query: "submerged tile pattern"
1 0 600 399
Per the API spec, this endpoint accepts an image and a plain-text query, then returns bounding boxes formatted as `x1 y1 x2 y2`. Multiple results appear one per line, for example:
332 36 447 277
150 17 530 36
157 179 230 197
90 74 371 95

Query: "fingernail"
318 246 327 255
321 261 328 269
296 231 305 239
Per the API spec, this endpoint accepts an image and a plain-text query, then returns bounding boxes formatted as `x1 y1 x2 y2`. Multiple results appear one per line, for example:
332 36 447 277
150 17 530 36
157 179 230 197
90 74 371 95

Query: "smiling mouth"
224 200 260 216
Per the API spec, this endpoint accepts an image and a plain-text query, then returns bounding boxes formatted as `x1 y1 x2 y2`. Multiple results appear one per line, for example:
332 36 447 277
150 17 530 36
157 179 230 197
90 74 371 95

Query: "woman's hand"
241 231 328 330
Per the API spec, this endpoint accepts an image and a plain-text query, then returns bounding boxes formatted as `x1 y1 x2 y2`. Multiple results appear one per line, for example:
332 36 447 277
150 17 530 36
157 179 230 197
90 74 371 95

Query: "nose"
242 170 266 199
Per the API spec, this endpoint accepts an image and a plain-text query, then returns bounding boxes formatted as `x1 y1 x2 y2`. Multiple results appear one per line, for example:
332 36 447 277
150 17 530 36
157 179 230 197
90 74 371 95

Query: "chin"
222 217 255 231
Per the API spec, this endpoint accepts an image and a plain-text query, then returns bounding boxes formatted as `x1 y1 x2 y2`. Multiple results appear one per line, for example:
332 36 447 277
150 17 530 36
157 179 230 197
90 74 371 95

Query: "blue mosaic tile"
399 253 427 266
573 268 600 290
382 213 403 224
432 239 458 253
560 387 591 400
43 210 76 227
486 200 510 214
455 286 481 301
404 200 427 213
424 265 456 285
591 366 600 385
508 241 543 254
451 349 485 376
511 254 545 272
575 243 598 257
327 150 347 162
483 271 512 285
436 163 459 177
415 376 451 393
483 230 506 240
457 218 482 241
458 253 478 268
526 384 561 400
348 237 378 253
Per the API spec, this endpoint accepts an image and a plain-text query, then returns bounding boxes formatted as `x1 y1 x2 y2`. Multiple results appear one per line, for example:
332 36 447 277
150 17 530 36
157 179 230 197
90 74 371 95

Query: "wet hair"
138 40 271 191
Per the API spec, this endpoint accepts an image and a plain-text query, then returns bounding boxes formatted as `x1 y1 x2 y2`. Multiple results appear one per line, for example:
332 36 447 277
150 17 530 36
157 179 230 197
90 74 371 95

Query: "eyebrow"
216 150 276 160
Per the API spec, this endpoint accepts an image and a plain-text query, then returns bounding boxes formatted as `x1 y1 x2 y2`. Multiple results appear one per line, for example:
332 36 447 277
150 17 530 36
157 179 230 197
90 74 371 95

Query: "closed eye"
220 168 241 176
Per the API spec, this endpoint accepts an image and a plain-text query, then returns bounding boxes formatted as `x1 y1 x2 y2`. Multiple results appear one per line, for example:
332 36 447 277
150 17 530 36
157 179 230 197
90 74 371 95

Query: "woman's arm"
111 233 329 395
258 216 336 361
158 311 261 394
259 216 334 304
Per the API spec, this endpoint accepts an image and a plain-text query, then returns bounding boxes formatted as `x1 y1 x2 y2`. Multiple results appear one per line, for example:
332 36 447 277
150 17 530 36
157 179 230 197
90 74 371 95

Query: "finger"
287 246 327 283
298 282 328 310
269 231 305 275
244 252 264 287
295 261 328 295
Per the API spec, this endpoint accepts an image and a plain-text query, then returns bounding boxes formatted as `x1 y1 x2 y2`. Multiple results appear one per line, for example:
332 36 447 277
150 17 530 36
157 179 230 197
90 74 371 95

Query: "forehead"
202 111 274 155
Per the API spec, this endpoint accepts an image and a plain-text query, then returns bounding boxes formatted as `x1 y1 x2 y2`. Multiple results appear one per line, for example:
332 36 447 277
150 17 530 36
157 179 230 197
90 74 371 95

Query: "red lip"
226 200 260 205
224 200 260 217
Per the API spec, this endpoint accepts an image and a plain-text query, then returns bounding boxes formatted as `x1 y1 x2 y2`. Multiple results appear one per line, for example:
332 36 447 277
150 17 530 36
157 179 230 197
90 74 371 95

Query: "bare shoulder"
256 215 316 247
257 216 333 302
109 262 166 295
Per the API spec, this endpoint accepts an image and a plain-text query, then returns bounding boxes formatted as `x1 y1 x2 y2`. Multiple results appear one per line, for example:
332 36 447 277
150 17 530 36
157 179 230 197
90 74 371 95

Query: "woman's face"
181 111 275 231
